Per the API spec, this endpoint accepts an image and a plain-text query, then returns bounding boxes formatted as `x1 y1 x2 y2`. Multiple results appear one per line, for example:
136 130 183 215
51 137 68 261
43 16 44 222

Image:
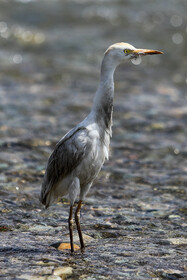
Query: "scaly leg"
68 205 74 253
75 200 85 252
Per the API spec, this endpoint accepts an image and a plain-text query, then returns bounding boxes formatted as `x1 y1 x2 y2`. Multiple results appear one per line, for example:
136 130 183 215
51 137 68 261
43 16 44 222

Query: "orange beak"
132 49 164 56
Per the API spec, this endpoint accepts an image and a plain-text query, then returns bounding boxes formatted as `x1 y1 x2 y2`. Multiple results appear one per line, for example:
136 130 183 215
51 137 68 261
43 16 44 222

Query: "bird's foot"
80 245 85 253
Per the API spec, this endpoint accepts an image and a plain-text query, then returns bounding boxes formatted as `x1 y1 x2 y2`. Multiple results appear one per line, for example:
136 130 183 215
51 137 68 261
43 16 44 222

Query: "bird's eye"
124 49 131 54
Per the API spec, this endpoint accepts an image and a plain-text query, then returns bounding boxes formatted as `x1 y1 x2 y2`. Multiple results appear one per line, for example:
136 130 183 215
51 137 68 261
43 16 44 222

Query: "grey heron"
40 42 163 253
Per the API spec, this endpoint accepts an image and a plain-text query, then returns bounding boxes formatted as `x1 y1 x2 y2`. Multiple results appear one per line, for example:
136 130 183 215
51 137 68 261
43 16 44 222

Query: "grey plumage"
40 126 93 207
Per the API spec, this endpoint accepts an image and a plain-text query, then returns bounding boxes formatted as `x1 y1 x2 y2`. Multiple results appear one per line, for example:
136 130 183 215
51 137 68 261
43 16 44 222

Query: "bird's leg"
75 200 85 252
68 204 74 253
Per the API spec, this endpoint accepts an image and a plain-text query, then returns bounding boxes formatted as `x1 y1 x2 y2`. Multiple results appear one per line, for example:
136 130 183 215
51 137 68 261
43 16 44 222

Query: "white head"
104 42 163 66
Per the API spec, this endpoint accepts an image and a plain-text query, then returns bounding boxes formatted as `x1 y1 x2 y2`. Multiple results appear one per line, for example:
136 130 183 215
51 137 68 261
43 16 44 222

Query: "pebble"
47 276 61 280
168 237 187 245
53 266 73 277
57 242 80 251
29 225 53 232
17 275 46 280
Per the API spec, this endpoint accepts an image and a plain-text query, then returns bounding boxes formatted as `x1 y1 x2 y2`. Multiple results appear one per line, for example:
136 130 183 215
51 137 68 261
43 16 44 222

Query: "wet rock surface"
0 0 186 279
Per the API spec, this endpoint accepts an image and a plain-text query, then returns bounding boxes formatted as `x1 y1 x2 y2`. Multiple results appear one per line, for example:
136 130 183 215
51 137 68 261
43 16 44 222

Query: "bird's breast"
76 128 110 185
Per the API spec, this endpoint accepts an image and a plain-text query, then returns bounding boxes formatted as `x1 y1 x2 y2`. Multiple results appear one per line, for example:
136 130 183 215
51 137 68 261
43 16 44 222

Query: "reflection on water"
0 0 186 279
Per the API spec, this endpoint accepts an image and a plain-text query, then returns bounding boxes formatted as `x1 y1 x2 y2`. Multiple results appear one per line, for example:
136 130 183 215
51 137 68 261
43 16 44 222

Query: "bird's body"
40 42 163 252
41 118 110 207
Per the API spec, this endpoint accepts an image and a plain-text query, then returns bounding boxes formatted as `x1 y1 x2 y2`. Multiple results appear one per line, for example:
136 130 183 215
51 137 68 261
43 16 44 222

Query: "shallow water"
0 0 187 279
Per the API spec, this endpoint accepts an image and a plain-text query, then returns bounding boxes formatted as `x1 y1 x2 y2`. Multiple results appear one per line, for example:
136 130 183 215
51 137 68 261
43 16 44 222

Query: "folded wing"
40 126 91 206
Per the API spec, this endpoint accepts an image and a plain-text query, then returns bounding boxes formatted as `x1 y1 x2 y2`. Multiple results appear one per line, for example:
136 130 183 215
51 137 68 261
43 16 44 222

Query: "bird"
40 42 163 253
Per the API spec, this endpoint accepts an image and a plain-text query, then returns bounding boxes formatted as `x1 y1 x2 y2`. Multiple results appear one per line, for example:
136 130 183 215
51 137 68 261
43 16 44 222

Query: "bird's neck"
91 54 118 133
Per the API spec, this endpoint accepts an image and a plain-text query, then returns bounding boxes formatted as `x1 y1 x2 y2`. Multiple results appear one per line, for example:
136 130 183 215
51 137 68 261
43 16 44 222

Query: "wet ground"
0 0 187 279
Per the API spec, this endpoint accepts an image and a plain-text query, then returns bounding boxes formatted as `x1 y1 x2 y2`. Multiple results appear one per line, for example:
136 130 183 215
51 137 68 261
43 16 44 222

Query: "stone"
53 266 73 277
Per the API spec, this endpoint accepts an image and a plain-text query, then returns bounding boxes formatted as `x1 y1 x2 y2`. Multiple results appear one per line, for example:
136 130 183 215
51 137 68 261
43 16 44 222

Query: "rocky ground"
0 0 186 279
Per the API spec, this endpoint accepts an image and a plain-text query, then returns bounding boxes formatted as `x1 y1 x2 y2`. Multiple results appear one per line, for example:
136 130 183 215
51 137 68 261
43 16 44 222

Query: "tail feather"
40 180 50 207
40 181 56 208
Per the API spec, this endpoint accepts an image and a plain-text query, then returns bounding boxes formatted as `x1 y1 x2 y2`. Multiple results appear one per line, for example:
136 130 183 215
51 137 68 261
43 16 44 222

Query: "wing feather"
40 126 91 205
